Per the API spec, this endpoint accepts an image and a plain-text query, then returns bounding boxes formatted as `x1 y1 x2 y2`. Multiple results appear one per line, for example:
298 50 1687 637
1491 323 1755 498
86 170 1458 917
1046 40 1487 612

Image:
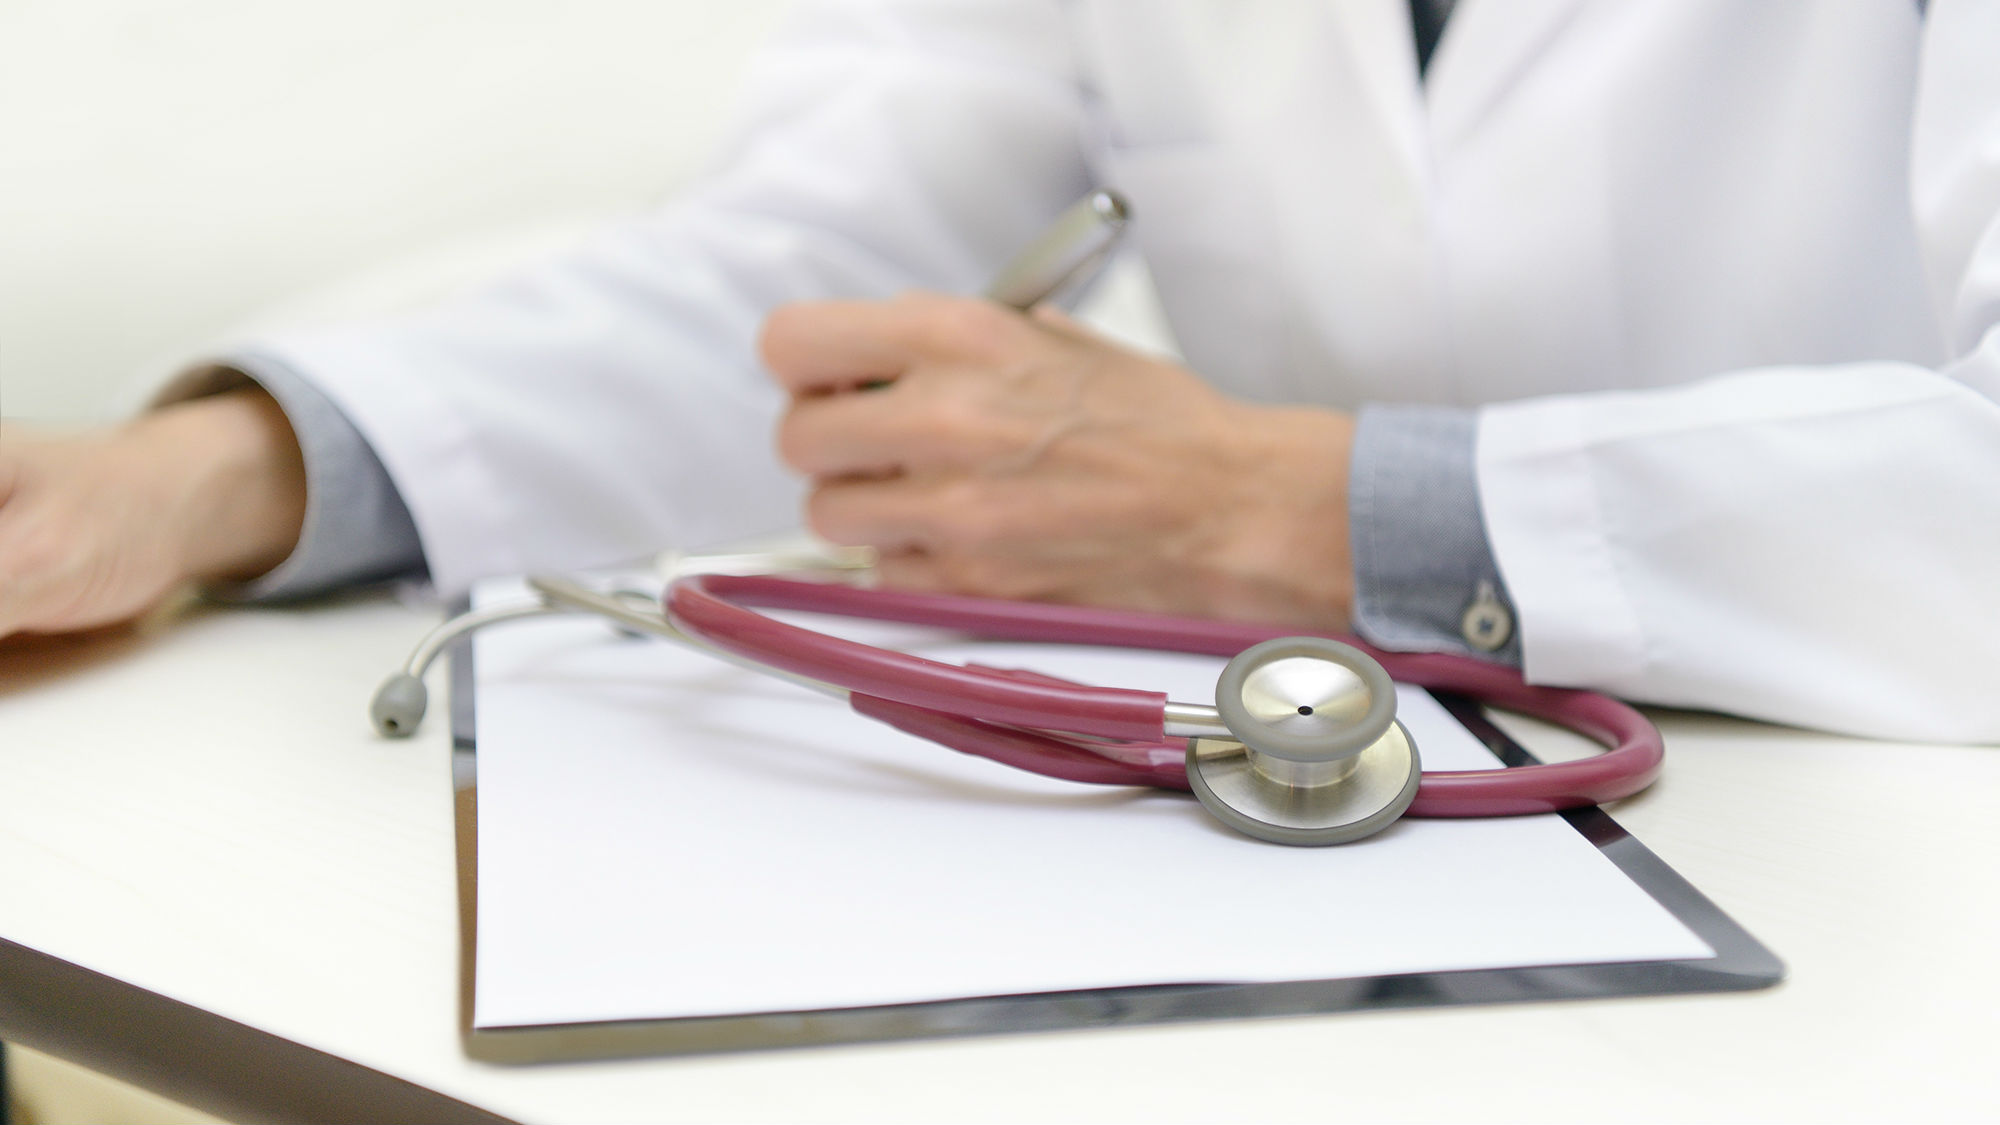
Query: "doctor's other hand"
763 293 1356 630
0 388 307 640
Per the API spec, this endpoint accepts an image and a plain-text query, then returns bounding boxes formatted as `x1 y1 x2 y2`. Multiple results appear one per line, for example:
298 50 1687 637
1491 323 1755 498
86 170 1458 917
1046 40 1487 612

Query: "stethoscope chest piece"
1188 636 1423 845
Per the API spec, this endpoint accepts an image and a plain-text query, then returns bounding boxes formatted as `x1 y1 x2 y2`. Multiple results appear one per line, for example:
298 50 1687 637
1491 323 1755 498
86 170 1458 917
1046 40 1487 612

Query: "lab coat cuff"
153 356 429 602
1474 397 1648 688
1348 404 1520 663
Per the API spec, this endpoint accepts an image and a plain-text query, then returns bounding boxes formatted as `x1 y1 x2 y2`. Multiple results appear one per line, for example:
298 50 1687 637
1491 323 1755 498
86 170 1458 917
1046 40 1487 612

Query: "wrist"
130 388 307 584
1209 402 1357 629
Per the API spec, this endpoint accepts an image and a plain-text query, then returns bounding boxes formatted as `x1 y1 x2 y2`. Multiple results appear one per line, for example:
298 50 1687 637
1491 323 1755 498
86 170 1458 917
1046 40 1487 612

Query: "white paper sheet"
469 580 1711 1029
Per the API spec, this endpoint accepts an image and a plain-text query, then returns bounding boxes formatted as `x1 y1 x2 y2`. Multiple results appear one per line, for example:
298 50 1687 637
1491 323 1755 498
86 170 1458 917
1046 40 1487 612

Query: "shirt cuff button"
1460 579 1513 652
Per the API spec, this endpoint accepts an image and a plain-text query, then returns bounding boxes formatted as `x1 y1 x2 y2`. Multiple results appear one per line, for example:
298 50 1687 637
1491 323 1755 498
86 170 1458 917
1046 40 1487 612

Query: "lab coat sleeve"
1474 0 2000 744
233 1 1092 597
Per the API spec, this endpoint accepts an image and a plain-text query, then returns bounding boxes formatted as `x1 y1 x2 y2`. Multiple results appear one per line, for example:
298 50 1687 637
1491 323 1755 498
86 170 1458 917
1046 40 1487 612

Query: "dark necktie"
1409 0 1457 78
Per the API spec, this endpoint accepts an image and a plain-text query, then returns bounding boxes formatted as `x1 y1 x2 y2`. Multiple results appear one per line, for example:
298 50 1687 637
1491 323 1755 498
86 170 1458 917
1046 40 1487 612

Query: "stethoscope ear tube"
851 693 1182 790
667 575 1172 742
1390 657 1664 816
675 575 1663 818
374 572 1662 836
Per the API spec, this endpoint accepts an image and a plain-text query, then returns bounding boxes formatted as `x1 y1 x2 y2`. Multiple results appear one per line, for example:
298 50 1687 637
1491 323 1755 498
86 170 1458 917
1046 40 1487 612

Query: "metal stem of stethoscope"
528 576 857 703
371 577 844 736
370 599 572 736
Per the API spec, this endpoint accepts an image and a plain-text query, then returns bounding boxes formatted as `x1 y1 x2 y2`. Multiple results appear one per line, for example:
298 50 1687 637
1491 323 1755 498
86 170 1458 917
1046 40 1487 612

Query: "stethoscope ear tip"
371 672 429 738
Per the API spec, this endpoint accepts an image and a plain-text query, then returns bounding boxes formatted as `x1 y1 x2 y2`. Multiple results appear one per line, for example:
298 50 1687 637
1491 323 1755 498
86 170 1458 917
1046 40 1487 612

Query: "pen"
983 189 1130 309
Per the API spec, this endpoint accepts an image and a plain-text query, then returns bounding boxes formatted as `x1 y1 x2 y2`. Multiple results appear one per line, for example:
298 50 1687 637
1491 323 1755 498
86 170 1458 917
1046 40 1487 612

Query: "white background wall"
0 2 797 423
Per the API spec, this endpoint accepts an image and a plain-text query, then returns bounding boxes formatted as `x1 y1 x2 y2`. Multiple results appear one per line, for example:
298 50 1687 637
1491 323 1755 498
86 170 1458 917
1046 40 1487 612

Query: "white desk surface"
2 594 1995 1123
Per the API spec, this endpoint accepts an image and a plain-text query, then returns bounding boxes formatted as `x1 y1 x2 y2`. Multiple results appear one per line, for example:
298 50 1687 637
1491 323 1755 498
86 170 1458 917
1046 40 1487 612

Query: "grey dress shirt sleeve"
1347 404 1520 664
167 357 428 601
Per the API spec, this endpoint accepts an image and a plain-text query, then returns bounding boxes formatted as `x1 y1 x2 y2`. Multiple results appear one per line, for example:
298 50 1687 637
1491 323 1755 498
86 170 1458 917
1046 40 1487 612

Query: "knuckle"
954 301 1015 353
755 304 813 376
7 518 80 577
911 382 1017 456
893 289 944 310
773 410 815 471
871 550 934 592
929 481 1009 549
922 296 1014 359
915 391 981 444
930 550 989 592
802 486 858 544
934 551 1034 599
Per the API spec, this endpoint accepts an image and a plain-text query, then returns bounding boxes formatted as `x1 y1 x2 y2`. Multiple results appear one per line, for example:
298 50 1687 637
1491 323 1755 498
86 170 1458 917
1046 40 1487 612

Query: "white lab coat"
254 0 2000 743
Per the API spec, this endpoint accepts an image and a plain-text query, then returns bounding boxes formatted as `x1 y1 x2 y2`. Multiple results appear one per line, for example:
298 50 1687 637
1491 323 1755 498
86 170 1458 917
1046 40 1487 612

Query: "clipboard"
445 609 1783 1065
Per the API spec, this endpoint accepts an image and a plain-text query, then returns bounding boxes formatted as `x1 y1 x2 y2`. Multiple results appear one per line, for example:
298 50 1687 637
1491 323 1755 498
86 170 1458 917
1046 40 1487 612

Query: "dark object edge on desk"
0 935 514 1125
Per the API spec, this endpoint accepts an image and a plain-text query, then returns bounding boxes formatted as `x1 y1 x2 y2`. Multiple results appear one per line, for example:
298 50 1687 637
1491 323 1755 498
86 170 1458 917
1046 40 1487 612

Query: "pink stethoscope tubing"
667 575 1663 818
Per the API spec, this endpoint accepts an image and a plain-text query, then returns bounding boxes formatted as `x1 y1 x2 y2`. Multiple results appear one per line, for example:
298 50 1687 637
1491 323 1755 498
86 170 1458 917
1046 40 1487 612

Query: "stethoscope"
370 192 1662 843
373 545 1664 846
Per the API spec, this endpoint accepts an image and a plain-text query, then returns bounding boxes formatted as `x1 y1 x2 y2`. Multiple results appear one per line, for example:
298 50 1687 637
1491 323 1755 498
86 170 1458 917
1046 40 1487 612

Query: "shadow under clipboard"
444 612 1783 1066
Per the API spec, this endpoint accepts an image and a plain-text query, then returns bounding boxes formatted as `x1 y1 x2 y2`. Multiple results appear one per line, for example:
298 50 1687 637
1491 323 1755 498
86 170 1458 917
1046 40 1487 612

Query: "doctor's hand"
763 293 1356 630
0 388 307 640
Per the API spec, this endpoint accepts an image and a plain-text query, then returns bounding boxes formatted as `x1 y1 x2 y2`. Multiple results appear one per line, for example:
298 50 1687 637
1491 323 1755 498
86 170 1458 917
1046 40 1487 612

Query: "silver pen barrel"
982 189 1130 310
